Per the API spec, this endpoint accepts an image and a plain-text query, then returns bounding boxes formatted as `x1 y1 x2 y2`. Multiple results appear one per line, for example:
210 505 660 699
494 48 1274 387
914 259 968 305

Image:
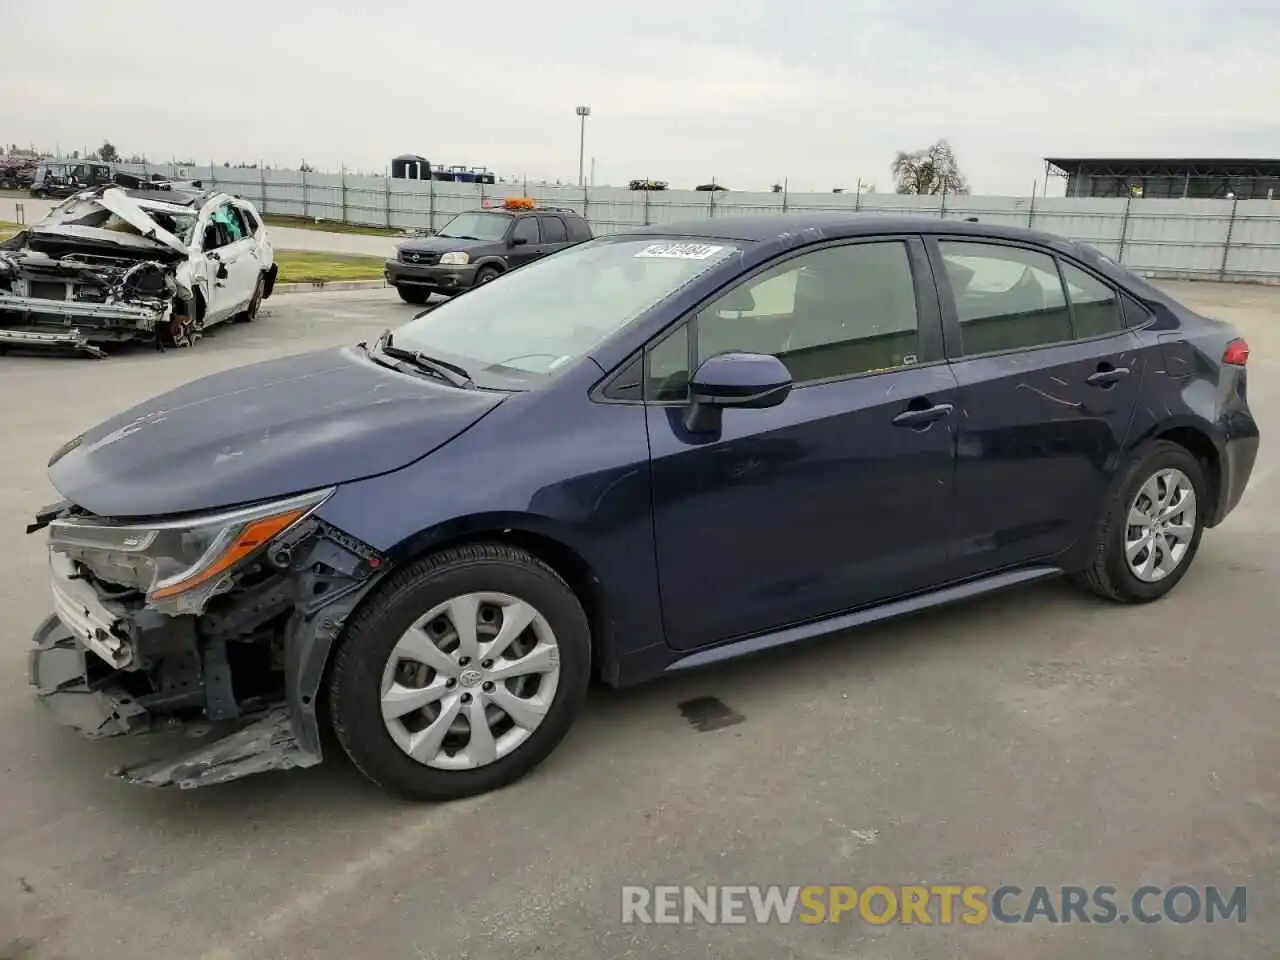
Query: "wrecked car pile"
0 178 275 357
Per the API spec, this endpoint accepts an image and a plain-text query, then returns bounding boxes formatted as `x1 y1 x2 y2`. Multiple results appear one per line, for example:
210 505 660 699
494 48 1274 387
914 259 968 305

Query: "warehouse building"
1045 157 1280 200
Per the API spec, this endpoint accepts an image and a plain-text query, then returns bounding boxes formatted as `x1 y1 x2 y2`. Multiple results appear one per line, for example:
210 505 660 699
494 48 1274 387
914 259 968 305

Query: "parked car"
0 182 275 356
384 198 593 303
29 160 114 199
27 214 1258 799
0 158 38 191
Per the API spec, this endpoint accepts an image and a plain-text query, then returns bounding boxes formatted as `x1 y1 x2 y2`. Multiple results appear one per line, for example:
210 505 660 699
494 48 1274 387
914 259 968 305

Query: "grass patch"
0 220 21 242
274 250 386 284
262 214 404 238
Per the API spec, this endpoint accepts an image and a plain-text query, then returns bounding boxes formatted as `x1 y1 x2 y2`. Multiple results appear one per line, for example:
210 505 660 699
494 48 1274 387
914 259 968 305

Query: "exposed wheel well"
401 529 613 683
1154 426 1221 522
264 263 278 298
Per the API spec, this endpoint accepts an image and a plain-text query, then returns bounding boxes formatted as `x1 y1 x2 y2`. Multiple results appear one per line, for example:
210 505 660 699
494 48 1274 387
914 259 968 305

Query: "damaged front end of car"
0 188 199 357
27 490 392 788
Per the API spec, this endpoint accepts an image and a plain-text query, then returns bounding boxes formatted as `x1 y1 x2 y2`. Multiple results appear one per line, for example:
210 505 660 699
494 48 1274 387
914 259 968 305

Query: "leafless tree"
892 139 969 195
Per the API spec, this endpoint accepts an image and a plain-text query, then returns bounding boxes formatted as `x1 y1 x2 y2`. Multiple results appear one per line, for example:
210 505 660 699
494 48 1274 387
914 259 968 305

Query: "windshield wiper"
370 329 473 388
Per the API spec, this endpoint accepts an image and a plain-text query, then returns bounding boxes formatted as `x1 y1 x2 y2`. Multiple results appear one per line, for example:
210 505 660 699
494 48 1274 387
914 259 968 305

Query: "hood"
32 187 190 257
398 235 495 254
48 346 504 518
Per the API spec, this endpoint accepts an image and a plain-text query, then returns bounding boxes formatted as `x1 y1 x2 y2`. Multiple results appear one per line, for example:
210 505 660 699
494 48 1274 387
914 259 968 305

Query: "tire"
1073 440 1208 603
396 285 431 305
327 542 592 801
474 265 501 286
238 274 265 322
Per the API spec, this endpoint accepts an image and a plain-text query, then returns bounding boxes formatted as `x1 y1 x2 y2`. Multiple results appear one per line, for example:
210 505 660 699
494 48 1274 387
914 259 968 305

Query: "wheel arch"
1130 417 1225 525
473 257 507 275
383 514 618 685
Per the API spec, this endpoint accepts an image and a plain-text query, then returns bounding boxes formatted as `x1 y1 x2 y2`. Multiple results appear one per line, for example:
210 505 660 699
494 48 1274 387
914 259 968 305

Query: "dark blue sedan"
28 214 1259 800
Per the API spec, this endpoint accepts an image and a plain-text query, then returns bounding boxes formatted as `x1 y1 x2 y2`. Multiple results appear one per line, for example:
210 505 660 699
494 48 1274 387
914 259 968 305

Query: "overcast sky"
4 0 1277 194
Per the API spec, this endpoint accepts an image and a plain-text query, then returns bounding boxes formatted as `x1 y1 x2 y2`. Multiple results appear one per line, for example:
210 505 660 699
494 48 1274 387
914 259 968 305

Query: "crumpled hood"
48 346 503 518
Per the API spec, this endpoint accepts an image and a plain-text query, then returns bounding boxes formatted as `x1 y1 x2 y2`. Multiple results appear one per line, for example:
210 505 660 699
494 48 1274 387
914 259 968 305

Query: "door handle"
1086 366 1131 387
892 403 954 428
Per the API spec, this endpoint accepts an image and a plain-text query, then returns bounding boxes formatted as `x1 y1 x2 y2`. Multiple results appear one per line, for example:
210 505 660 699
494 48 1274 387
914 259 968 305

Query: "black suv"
29 160 114 199
385 202 593 304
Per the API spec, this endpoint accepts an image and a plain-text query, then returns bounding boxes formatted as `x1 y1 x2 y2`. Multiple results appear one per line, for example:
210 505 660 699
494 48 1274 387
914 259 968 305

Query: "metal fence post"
259 165 267 215
384 169 392 229
643 188 651 226
782 179 789 214
583 183 590 227
340 167 348 225
709 187 717 218
1027 190 1037 229
855 188 861 212
428 176 436 233
1219 195 1240 281
939 184 948 219
1116 194 1133 265
301 165 309 220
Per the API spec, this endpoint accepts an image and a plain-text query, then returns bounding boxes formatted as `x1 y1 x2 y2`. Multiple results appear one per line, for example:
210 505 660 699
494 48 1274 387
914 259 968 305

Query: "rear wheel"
327 543 591 801
238 274 265 322
396 285 432 305
1073 440 1207 603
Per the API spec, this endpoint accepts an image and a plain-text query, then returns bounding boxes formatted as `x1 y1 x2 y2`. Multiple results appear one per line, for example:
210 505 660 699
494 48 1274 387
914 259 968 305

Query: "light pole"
575 105 591 187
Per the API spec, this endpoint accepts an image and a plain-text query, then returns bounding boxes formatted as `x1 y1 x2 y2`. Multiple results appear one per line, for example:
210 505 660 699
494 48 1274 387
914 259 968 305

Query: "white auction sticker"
634 242 726 260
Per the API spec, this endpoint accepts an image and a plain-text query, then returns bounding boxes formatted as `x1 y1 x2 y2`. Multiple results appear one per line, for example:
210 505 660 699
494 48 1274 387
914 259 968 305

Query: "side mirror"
683 352 792 433
510 236 528 246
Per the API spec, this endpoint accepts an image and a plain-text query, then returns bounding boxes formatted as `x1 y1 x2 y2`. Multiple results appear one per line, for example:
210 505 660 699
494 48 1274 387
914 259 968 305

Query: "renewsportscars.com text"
621 884 1247 926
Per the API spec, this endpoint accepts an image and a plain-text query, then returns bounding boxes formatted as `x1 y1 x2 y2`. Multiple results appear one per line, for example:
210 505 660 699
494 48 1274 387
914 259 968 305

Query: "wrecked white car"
0 183 276 357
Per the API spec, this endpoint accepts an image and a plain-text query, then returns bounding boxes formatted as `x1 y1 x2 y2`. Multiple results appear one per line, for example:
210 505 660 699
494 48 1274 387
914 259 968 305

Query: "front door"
506 216 541 268
929 238 1145 576
646 237 961 650
205 203 259 322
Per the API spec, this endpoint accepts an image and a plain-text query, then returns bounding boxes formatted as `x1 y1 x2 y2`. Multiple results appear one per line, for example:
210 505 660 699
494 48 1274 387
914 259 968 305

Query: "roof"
1047 156 1280 172
615 213 1061 245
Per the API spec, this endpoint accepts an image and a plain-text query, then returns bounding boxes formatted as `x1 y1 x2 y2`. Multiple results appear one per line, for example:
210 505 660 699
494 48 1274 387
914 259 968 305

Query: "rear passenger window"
694 241 921 384
1121 293 1154 328
239 207 261 233
541 216 567 243
939 242 1072 355
1061 263 1123 338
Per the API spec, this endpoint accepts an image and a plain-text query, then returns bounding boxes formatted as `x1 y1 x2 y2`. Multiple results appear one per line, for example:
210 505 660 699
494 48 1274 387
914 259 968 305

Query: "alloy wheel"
379 592 561 770
1125 467 1197 583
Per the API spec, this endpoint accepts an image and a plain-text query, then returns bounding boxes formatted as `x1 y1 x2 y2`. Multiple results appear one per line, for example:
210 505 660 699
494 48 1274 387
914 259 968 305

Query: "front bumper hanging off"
27 515 389 789
29 615 320 788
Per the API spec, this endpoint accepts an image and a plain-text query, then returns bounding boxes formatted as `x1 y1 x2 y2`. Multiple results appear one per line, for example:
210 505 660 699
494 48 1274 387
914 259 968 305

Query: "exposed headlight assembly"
48 488 333 616
439 252 470 265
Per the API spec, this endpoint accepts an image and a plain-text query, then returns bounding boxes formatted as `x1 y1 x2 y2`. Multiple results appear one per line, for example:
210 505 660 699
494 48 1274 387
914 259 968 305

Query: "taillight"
1223 339 1250 367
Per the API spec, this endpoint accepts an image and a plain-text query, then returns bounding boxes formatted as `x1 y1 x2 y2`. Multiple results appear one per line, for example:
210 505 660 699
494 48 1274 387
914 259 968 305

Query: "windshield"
389 237 742 386
436 212 511 241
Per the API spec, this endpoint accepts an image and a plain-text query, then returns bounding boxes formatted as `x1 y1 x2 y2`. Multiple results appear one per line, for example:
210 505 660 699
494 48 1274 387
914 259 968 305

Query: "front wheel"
396 285 432 305
327 543 591 801
1073 440 1207 603
474 265 501 286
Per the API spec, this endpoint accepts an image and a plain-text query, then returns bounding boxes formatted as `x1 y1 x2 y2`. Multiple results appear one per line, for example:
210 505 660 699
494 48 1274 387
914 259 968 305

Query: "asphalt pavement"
0 284 1276 959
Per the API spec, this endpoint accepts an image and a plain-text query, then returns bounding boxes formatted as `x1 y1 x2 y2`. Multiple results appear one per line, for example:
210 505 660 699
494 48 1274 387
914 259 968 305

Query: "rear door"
645 236 961 650
928 237 1144 576
538 214 570 255
506 216 541 268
